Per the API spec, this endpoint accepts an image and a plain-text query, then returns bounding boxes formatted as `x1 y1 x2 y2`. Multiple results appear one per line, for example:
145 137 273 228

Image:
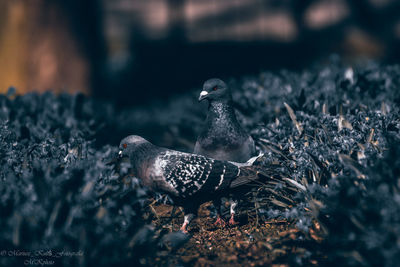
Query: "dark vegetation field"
1 58 400 266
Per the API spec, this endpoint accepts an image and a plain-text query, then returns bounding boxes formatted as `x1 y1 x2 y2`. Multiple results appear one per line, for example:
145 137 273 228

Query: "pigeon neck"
130 143 160 171
208 100 235 121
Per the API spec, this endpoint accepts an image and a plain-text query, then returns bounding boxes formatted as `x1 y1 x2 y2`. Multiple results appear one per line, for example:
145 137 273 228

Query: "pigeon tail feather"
229 166 260 188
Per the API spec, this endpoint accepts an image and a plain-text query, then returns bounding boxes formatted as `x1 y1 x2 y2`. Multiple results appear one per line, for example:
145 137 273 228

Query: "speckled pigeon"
119 135 260 233
195 78 257 225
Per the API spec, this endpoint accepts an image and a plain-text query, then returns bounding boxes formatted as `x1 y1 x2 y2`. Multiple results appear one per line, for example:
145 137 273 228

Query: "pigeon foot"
228 215 238 226
213 216 226 227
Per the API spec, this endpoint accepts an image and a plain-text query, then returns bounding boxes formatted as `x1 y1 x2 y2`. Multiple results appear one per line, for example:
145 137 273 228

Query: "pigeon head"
198 78 231 102
119 135 150 158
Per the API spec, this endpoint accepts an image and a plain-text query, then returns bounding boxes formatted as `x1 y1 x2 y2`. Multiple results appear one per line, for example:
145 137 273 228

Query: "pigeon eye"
213 86 218 91
123 143 127 148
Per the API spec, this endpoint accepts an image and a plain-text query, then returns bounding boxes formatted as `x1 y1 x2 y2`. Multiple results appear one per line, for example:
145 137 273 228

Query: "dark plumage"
195 78 255 163
195 78 257 225
119 135 259 232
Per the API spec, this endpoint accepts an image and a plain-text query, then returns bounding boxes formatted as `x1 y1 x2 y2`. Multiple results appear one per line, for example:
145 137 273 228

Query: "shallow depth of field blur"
1 1 400 267
1 0 399 102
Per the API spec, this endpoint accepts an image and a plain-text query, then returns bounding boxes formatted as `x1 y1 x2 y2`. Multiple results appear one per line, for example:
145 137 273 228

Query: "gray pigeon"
119 135 259 233
195 78 257 225
195 78 255 162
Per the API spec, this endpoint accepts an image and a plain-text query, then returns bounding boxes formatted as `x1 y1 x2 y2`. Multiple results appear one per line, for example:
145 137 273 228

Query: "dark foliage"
0 58 399 266
0 92 152 266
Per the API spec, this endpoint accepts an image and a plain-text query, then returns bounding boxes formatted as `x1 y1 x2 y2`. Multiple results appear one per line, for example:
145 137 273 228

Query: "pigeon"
195 78 257 225
118 135 260 233
195 78 255 162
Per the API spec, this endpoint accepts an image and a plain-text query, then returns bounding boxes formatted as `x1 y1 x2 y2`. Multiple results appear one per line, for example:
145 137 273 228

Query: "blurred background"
0 0 399 105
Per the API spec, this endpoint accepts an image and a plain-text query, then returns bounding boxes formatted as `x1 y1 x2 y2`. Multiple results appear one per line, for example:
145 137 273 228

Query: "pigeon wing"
159 151 239 198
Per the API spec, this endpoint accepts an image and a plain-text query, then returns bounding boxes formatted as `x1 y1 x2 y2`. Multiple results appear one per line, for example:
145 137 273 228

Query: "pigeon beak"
198 91 208 102
118 150 123 158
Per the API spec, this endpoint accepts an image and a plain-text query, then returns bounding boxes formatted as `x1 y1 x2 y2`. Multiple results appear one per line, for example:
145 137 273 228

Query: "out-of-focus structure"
0 0 399 104
0 0 103 95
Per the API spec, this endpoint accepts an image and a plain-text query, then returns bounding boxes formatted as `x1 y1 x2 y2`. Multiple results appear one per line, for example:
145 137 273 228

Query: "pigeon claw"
213 216 226 227
180 223 189 234
180 219 191 233
228 215 238 226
